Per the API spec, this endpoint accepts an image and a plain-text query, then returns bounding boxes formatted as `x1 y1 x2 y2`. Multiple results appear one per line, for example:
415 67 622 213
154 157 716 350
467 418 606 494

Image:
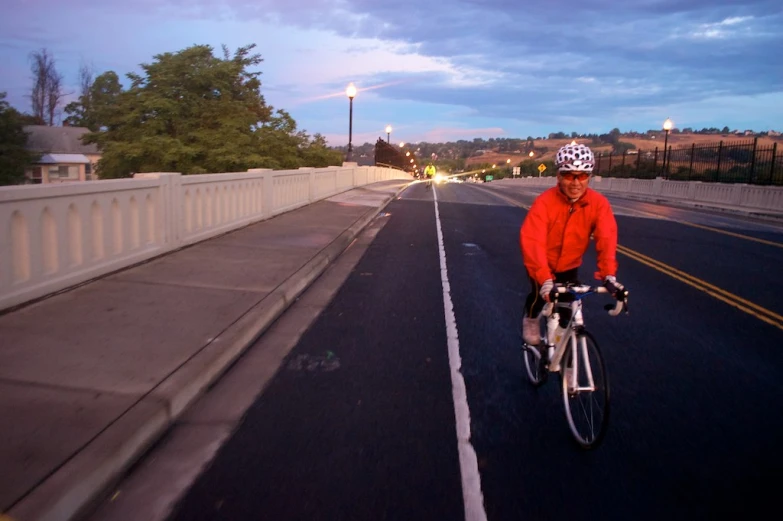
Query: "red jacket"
520 186 618 284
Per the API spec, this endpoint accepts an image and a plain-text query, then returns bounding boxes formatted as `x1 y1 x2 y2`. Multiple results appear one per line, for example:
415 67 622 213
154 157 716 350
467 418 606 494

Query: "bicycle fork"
547 309 597 393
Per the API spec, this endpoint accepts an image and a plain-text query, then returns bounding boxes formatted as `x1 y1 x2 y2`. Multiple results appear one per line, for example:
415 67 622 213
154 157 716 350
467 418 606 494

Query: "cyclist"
423 163 436 188
520 142 624 346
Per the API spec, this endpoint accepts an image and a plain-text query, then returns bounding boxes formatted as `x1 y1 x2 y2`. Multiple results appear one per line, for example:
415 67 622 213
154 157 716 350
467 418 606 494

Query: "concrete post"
247 168 273 218
133 172 182 248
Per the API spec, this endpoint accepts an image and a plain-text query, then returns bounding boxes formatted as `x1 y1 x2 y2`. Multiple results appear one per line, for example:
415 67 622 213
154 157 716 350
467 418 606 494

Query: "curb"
7 187 404 521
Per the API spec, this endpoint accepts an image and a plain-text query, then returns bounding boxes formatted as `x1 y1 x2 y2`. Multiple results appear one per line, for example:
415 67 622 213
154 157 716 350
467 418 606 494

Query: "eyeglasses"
559 172 591 182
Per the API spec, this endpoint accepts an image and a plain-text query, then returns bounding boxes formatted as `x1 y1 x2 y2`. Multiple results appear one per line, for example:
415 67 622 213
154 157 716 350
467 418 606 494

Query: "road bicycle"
522 282 629 449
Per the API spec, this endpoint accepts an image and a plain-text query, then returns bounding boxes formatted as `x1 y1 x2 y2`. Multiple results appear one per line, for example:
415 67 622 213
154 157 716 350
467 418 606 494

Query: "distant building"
769 130 781 137
24 125 101 183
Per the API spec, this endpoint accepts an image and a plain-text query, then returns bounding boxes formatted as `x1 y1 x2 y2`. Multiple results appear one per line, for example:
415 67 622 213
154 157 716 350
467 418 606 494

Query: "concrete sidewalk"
0 180 409 521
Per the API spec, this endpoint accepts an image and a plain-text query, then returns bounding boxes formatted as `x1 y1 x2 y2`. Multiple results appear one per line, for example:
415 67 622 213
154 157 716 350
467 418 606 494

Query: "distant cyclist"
423 163 436 188
520 142 624 346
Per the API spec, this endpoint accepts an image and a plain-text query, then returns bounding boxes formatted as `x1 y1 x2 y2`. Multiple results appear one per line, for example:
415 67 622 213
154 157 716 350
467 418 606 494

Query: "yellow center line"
611 202 783 249
473 186 783 330
617 244 783 331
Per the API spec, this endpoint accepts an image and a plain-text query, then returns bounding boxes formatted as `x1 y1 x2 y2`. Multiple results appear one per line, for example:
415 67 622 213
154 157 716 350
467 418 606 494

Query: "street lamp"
662 117 673 178
529 151 535 158
345 83 357 162
385 125 392 144
399 142 405 148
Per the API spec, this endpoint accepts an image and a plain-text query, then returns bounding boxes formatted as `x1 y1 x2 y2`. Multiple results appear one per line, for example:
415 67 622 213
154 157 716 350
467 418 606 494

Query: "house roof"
39 153 91 164
24 125 100 155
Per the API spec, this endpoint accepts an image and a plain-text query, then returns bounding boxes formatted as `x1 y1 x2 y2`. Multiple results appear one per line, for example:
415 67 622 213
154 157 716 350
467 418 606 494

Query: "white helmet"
555 143 595 172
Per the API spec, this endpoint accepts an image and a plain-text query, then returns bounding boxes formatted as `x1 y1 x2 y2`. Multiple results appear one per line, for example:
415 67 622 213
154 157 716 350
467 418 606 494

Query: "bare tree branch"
46 67 63 125
29 49 50 123
28 48 64 125
78 61 94 99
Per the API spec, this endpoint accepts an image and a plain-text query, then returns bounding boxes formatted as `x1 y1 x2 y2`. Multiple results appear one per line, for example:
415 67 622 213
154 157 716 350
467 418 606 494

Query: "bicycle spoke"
562 332 610 449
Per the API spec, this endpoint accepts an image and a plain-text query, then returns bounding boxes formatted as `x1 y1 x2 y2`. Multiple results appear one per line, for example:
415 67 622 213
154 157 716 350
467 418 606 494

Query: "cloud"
0 0 780 144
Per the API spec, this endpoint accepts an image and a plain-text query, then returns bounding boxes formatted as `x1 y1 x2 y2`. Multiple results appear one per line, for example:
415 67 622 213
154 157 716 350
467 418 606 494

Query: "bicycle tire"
522 322 548 387
561 330 610 449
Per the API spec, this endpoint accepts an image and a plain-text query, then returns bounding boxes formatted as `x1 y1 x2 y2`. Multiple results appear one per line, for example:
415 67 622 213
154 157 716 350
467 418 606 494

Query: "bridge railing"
0 164 410 312
503 175 783 214
594 139 782 185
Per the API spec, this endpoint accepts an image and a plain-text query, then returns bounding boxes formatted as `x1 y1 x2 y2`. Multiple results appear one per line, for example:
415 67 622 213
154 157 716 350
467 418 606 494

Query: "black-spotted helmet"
555 143 595 172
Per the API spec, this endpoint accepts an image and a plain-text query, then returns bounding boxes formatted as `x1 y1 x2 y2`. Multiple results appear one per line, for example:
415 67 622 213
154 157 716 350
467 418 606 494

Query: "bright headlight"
434 173 443 184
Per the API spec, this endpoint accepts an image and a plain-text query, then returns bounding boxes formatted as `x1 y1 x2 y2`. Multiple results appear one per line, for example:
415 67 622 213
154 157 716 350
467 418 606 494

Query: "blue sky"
1 0 782 146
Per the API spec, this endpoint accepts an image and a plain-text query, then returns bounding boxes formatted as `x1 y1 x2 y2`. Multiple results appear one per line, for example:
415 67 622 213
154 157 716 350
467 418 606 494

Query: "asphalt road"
108 181 783 521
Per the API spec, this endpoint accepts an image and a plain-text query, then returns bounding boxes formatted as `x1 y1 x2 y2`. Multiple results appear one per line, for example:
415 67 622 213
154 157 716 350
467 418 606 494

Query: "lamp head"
663 118 673 131
346 83 357 99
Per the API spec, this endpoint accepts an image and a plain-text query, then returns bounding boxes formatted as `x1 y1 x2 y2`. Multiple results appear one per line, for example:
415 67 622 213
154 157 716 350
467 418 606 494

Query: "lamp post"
385 125 392 144
662 117 673 178
346 83 357 162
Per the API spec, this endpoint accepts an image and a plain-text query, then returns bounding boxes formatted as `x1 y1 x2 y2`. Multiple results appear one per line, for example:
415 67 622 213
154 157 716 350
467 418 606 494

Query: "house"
24 125 101 183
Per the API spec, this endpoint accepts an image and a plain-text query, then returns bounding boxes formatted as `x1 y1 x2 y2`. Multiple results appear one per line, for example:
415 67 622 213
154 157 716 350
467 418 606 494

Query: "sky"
1 0 782 147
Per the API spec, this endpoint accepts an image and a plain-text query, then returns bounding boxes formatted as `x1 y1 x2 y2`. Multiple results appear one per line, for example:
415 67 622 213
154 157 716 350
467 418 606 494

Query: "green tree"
0 92 40 185
85 44 276 178
63 63 96 129
299 132 343 167
83 71 124 131
612 141 636 154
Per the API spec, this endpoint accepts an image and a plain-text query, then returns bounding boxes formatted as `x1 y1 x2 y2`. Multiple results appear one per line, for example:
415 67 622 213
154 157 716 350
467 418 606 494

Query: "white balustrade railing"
504 176 782 213
0 164 409 312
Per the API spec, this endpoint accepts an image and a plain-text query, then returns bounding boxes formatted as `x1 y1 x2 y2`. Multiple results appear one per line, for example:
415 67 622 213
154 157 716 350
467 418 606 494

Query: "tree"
64 62 96 128
299 132 343 167
612 141 636 154
85 44 277 177
29 48 64 125
0 92 40 185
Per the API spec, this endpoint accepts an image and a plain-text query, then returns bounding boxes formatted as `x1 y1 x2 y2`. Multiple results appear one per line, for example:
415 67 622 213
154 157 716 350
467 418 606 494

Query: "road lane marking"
617 244 783 331
484 186 782 249
471 185 783 329
674 220 783 248
609 202 783 249
433 188 488 521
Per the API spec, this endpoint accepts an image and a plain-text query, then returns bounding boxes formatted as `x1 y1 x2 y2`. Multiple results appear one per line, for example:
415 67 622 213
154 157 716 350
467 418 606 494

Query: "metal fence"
594 138 783 185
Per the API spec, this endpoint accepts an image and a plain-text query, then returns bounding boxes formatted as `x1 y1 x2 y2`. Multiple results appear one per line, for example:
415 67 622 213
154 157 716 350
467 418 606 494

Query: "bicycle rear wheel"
561 330 610 449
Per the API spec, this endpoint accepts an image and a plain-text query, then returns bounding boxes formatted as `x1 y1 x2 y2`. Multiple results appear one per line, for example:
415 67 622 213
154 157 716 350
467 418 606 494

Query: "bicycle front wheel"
561 330 610 449
522 342 547 387
522 320 548 387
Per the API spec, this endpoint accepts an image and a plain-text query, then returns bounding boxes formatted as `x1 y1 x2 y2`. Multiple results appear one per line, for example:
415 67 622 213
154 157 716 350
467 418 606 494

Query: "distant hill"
464 133 783 168
334 131 782 169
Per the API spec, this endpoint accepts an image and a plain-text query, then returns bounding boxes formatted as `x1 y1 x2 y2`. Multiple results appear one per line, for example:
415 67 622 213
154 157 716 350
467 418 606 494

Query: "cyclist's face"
557 171 590 200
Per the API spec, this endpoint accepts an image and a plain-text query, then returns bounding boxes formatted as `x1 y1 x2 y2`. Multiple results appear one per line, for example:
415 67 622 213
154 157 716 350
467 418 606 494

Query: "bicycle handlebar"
541 283 629 317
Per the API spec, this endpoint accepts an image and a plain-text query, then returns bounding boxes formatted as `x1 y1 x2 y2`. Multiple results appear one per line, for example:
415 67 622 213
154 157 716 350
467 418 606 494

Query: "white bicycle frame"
541 286 623 392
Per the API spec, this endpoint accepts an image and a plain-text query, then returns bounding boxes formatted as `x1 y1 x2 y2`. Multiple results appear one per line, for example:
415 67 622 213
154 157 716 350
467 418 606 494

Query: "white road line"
433 188 488 521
